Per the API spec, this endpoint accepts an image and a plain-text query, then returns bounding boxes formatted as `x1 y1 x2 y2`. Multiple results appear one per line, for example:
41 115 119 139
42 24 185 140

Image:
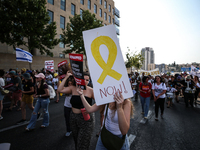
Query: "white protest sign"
45 60 54 72
191 65 200 78
139 68 160 77
83 25 133 106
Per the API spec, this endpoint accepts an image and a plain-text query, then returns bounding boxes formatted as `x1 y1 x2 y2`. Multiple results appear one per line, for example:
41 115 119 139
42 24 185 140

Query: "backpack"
48 85 56 99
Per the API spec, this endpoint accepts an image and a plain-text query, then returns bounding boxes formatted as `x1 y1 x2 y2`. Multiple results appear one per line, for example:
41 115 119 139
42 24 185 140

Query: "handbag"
0 86 9 95
101 104 126 150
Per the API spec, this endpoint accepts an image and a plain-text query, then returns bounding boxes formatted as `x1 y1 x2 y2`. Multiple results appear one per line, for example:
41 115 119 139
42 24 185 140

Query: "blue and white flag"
16 48 33 63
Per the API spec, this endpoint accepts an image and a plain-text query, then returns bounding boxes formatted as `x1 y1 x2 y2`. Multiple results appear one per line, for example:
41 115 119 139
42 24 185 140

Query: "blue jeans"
140 95 150 117
95 134 130 150
27 98 50 129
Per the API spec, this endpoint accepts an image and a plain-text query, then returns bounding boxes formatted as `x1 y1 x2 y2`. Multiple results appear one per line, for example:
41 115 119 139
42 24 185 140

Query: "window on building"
112 18 114 24
48 0 54 5
94 4 97 14
109 4 111 12
48 10 53 24
60 16 65 29
71 3 76 15
61 0 66 11
80 0 84 5
59 35 64 48
100 0 102 5
108 15 111 23
112 8 114 15
99 8 102 17
80 9 83 19
104 12 107 20
104 1 107 9
88 0 91 9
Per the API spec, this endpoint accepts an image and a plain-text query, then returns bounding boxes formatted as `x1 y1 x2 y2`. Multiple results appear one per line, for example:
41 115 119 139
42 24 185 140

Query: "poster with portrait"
83 25 133 106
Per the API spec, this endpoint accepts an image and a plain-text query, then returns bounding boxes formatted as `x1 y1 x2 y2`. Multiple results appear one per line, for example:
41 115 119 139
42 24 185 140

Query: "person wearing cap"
26 73 50 131
17 73 35 124
182 75 195 107
52 73 59 103
6 71 22 111
45 70 53 86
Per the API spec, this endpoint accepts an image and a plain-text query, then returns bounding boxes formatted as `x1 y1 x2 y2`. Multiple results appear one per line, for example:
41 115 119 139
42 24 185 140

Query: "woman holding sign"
76 86 133 150
58 71 95 150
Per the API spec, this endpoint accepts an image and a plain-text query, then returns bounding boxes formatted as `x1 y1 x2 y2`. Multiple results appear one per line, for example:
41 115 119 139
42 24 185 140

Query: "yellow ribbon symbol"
91 36 122 84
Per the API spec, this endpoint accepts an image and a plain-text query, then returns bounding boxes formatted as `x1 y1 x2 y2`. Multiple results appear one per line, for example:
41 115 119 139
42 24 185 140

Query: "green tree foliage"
0 0 59 56
126 47 144 71
61 10 103 55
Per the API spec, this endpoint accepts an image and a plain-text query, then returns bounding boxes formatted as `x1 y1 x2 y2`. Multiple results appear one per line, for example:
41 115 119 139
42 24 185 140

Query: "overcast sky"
114 0 200 65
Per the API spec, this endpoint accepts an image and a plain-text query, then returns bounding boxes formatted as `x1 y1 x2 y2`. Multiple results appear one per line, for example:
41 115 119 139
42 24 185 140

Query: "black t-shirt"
13 76 22 90
168 80 177 88
36 83 49 98
23 81 34 95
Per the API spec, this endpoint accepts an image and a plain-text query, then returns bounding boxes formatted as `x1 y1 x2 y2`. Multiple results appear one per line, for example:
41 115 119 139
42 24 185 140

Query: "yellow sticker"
91 36 122 84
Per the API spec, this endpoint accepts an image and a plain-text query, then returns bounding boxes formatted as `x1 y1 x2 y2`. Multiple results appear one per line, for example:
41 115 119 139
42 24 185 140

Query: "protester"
139 76 152 119
167 76 177 108
17 73 34 124
6 71 22 111
45 70 53 86
25 73 50 131
58 71 95 150
193 76 200 105
134 72 141 101
76 86 133 150
63 75 75 136
52 73 59 103
175 76 183 103
152 76 167 121
182 76 195 107
0 69 5 120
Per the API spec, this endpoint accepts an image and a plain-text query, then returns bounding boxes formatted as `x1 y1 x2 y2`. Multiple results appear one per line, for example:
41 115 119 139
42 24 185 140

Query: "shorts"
175 90 180 96
22 94 34 104
12 91 22 102
0 92 4 101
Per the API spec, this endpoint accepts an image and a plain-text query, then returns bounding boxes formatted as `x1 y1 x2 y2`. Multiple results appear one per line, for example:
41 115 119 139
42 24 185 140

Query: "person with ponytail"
25 73 50 131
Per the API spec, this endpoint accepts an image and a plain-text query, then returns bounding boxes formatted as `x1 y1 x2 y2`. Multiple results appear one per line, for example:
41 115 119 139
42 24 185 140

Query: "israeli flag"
16 48 33 63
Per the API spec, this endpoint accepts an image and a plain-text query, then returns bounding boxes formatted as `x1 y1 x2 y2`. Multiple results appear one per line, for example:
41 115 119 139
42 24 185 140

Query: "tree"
61 10 103 55
0 0 59 58
125 47 144 72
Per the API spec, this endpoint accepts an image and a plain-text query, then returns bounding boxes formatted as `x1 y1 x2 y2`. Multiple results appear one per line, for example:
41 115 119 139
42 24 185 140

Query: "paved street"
0 95 200 150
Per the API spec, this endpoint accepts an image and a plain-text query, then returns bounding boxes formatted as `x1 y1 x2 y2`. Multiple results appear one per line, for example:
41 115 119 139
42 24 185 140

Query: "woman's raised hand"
65 71 72 78
114 91 124 109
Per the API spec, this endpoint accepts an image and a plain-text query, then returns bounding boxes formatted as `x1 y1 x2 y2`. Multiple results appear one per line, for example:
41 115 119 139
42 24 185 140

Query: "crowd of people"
129 72 200 121
0 67 200 150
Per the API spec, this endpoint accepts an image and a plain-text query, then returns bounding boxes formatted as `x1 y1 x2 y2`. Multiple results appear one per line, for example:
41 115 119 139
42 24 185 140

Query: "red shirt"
139 82 152 98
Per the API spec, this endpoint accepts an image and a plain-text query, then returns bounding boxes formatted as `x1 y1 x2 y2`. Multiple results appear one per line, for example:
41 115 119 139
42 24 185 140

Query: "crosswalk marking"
140 110 152 124
0 118 43 133
128 134 136 147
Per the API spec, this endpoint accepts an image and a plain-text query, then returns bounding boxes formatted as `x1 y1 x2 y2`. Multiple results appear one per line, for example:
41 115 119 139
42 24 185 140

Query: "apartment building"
0 0 120 70
141 47 155 70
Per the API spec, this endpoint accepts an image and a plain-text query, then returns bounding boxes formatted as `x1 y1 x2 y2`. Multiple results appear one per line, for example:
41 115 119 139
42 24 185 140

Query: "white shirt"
64 95 72 108
52 78 58 90
103 105 121 135
46 74 53 84
152 83 167 98
0 78 5 87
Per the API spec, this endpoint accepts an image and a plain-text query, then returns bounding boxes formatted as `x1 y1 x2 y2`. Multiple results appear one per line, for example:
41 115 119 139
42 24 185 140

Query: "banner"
191 65 200 78
16 48 33 63
139 68 160 76
58 60 71 79
45 60 54 72
69 53 86 90
83 25 133 106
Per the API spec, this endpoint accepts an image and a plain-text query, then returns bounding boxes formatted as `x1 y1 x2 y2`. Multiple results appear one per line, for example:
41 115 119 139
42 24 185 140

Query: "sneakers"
40 125 48 128
17 119 27 124
65 131 72 137
155 117 158 121
0 116 3 120
25 127 34 131
144 117 148 119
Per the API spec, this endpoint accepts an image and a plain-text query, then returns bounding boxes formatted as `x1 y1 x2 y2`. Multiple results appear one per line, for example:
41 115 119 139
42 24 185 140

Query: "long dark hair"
154 76 164 84
38 79 45 92
142 76 149 83
64 75 76 87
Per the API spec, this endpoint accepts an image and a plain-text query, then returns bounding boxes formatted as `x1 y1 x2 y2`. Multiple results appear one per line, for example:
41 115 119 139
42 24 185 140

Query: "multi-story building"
141 47 155 70
0 0 119 70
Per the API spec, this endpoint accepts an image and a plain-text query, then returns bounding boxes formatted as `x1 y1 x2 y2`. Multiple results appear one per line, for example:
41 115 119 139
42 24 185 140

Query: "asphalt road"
0 95 200 150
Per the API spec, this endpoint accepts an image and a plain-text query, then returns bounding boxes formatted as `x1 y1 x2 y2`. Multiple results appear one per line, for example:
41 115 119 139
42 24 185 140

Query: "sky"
114 0 200 65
